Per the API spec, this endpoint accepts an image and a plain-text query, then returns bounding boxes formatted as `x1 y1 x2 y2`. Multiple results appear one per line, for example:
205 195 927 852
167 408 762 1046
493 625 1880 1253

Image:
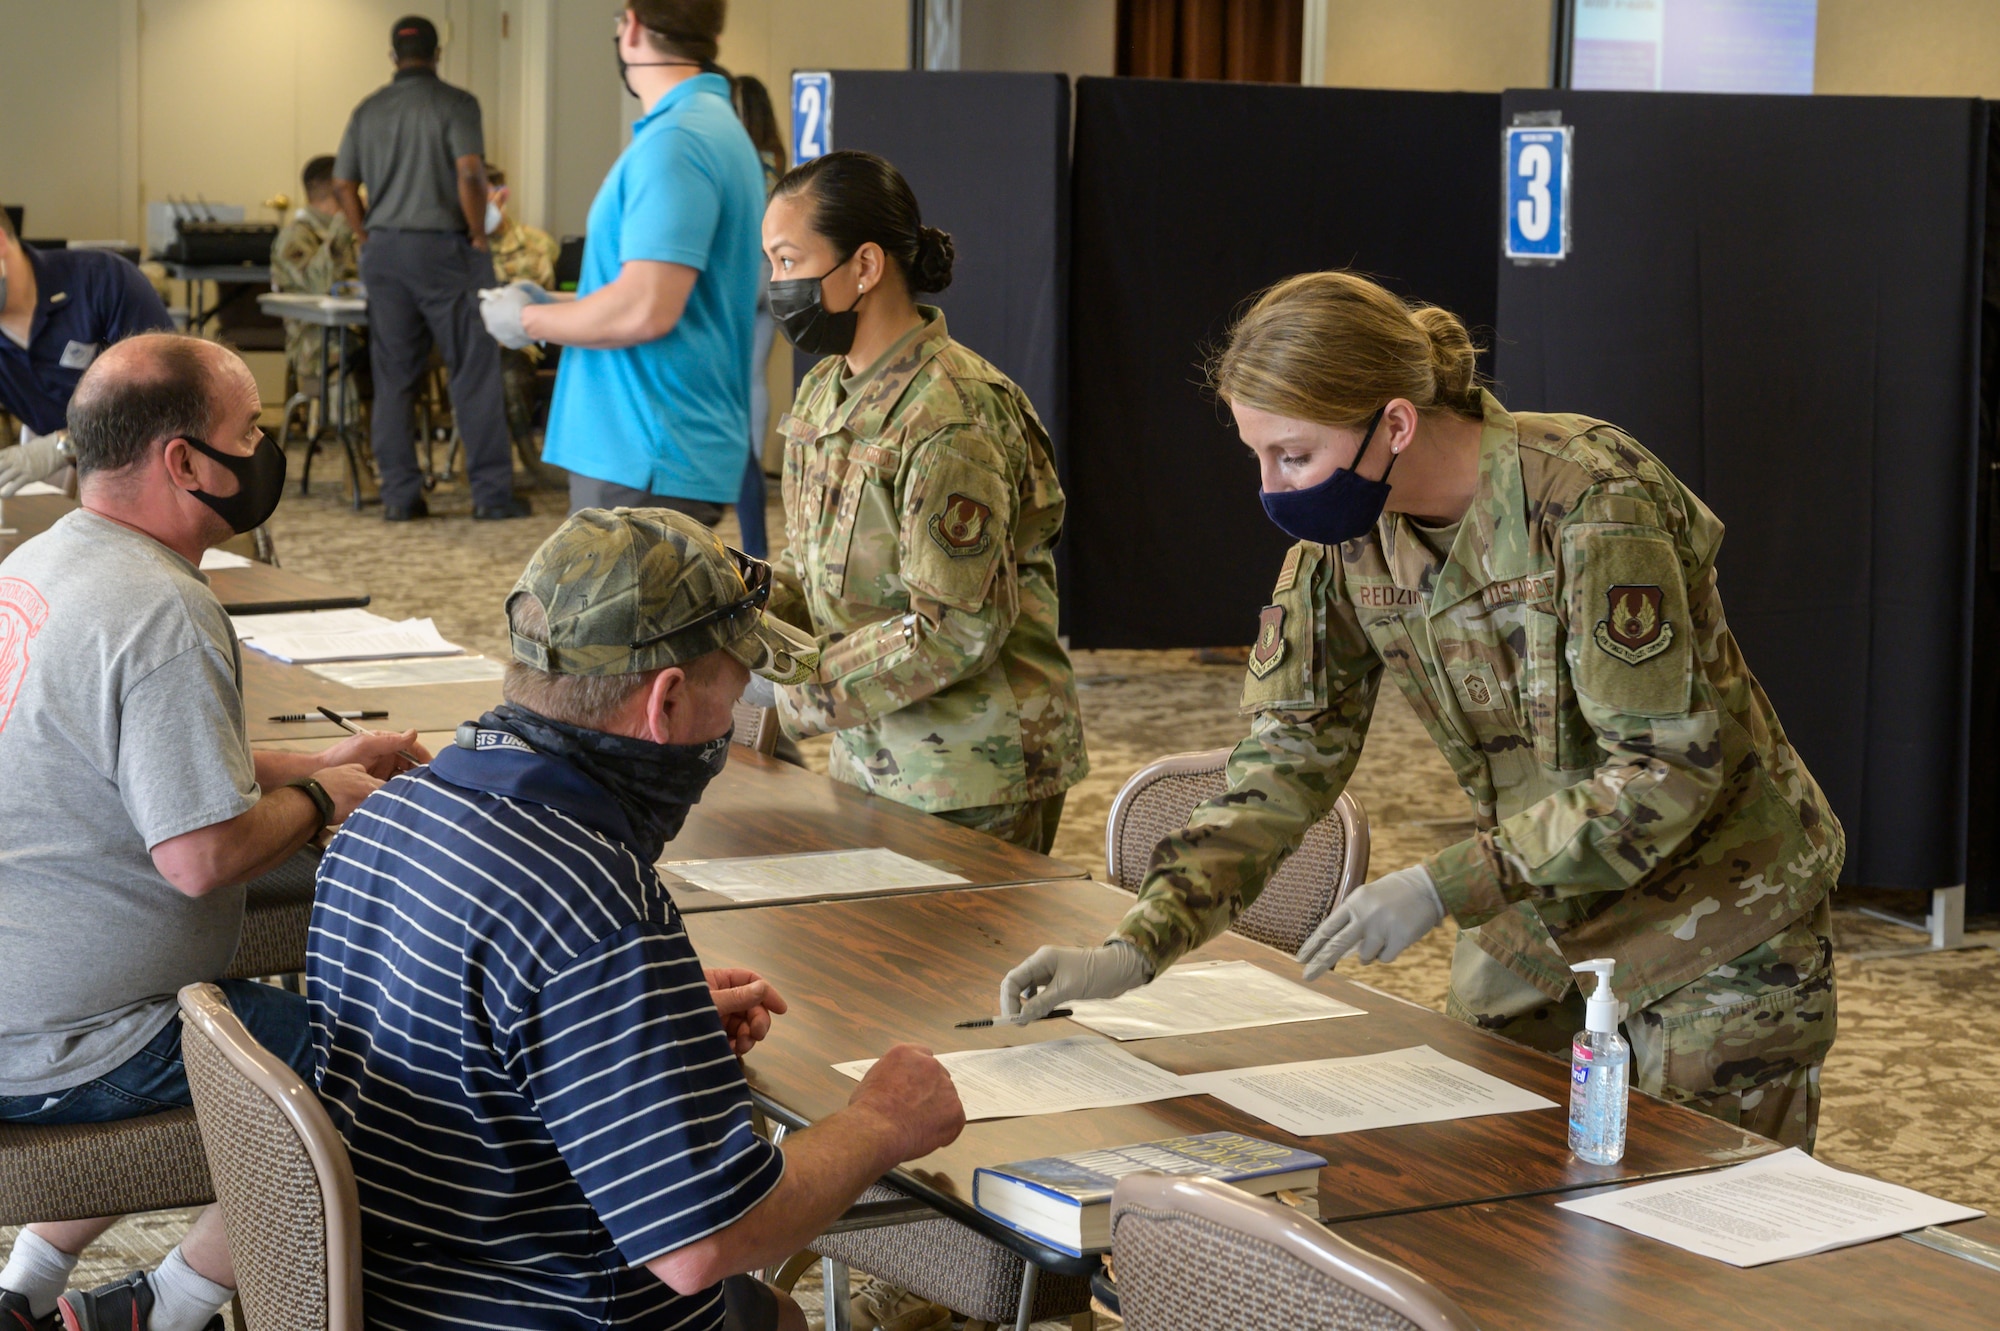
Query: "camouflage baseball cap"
506 507 818 684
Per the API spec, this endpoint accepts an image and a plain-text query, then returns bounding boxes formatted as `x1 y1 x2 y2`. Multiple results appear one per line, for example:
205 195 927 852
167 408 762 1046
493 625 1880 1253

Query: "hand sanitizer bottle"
1568 958 1629 1165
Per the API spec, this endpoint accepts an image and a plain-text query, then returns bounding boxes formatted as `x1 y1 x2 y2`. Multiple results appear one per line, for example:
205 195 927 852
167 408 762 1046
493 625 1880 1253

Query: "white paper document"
233 608 393 641
1181 1044 1557 1136
306 655 506 689
9 481 67 497
1065 959 1365 1041
1556 1148 1984 1267
198 548 254 570
246 616 462 664
660 847 967 902
833 1036 1192 1122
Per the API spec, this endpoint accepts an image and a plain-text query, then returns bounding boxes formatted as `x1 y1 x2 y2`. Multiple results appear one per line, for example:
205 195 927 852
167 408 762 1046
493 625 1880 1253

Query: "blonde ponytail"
1210 271 1486 427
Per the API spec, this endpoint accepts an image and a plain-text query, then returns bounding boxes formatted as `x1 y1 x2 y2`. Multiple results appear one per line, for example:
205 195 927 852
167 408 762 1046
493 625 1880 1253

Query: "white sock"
147 1247 232 1331
0 1230 79 1319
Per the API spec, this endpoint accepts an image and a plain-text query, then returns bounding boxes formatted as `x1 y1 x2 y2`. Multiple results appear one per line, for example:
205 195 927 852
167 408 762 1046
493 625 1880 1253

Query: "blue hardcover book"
972 1132 1326 1256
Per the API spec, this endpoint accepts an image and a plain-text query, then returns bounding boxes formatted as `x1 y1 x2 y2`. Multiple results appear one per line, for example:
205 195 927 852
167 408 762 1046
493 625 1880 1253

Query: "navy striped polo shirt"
307 732 783 1330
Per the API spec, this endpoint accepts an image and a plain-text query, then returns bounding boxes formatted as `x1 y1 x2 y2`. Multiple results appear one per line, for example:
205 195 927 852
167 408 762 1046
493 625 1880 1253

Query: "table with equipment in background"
160 261 274 335
258 292 371 509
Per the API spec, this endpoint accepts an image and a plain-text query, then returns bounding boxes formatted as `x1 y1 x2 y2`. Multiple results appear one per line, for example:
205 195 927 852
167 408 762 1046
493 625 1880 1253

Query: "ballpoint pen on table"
955 1008 1073 1029
271 709 388 722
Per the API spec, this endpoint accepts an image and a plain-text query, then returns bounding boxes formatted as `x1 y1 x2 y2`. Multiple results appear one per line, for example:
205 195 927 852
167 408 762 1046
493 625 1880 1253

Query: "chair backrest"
178 983 362 1331
731 700 781 756
1110 1175 1479 1331
1105 749 1370 956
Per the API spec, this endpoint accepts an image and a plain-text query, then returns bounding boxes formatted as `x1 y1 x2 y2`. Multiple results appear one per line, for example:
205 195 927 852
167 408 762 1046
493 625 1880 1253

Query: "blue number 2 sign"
1504 124 1572 262
792 72 833 163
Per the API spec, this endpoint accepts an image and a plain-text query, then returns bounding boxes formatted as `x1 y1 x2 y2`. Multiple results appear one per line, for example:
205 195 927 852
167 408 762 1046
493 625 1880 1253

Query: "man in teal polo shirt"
479 0 764 526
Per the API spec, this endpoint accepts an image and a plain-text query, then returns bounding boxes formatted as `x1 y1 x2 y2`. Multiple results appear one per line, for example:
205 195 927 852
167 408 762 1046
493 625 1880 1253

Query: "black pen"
316 706 426 768
955 1008 1073 1030
271 709 388 722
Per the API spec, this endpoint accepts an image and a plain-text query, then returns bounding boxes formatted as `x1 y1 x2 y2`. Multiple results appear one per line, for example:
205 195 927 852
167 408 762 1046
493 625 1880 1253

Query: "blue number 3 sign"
1504 124 1572 262
792 72 833 164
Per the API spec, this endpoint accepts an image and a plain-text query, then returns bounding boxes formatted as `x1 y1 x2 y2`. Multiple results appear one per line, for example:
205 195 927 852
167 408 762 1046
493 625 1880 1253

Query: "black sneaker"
0 1288 57 1331
383 496 431 522
473 496 533 521
56 1275 222 1331
56 1271 150 1331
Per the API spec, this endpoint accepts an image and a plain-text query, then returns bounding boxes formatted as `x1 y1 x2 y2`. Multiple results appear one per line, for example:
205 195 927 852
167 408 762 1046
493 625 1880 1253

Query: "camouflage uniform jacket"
1115 390 1843 1012
270 208 359 373
771 308 1088 813
490 216 558 289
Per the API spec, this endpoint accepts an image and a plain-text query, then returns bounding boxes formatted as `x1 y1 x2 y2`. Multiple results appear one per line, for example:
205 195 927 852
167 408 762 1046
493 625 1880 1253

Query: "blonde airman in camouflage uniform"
769 306 1088 850
1004 272 1838 1150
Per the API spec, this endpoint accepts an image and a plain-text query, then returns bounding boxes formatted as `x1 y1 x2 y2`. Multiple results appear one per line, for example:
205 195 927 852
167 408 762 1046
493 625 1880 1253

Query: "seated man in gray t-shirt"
0 333 426 1331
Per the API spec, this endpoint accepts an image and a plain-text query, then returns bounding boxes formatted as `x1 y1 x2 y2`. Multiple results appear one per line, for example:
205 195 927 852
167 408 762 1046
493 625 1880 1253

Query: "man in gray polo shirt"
333 14 526 522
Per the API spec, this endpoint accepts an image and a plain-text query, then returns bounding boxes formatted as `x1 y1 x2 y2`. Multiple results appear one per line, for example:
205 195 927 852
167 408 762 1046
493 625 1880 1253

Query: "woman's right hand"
999 941 1153 1023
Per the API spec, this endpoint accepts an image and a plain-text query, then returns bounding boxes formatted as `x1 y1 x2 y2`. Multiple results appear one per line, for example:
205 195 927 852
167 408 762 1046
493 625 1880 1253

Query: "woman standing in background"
731 74 785 558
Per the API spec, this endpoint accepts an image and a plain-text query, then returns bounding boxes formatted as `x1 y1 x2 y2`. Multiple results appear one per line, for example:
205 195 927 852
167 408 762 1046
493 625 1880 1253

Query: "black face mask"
611 33 703 99
475 703 730 863
183 434 287 534
770 254 862 357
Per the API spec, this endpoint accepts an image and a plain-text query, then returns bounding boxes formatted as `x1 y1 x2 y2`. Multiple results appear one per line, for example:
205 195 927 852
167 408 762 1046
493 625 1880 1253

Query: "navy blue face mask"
1259 407 1395 546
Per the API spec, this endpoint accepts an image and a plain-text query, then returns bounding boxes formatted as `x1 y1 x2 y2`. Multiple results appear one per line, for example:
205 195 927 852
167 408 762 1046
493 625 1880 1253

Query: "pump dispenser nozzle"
1571 958 1622 1034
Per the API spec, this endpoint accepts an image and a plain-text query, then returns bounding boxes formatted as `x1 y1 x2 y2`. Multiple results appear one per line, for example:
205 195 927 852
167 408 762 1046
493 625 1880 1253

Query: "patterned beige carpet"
16 447 1995 1327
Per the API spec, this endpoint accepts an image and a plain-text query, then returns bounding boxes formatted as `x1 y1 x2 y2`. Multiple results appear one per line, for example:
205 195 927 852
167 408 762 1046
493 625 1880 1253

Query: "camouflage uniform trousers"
500 347 541 454
1444 896 1836 1150
934 793 1067 855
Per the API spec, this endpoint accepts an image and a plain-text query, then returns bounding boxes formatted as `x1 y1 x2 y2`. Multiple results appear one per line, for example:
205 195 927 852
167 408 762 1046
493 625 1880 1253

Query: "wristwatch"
287 776 337 832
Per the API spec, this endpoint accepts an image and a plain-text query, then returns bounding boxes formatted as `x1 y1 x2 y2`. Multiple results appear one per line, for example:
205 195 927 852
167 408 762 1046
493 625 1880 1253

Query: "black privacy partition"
792 71 1071 469
1066 78 1500 649
1495 90 1987 893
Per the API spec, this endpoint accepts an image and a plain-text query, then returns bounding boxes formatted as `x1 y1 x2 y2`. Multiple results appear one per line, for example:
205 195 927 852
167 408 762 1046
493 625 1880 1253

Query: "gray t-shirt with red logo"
0 510 257 1095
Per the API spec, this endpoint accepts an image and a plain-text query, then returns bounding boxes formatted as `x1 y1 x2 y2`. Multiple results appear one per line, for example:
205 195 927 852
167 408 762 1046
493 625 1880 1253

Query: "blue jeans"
0 981 311 1126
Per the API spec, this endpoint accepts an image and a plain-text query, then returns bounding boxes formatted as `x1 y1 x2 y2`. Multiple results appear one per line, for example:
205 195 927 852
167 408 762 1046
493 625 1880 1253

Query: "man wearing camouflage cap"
306 507 966 1331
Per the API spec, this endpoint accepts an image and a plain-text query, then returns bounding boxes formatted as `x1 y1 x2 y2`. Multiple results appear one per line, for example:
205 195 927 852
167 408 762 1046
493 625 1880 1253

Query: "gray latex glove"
739 673 777 711
1297 864 1446 980
1000 941 1153 1023
477 280 552 350
0 428 66 497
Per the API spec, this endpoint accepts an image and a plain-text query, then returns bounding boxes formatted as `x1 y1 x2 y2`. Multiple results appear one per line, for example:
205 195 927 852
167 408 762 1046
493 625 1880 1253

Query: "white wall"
0 0 506 244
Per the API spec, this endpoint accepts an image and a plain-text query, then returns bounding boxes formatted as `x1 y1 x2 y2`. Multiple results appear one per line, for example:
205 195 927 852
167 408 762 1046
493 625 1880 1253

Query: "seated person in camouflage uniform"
756 151 1088 858
1003 271 1840 1152
482 161 559 461
271 153 363 421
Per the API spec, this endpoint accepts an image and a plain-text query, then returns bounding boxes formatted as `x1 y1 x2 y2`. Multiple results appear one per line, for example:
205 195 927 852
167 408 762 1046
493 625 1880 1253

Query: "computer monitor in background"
1558 0 1818 94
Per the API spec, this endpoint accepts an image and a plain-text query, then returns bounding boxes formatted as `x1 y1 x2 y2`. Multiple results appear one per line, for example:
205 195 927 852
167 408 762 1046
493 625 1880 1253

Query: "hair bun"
1409 305 1480 413
912 225 955 294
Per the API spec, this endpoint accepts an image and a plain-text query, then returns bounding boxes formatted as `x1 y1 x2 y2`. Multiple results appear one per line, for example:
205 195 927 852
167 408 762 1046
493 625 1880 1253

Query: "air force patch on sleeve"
1248 604 1288 678
1594 584 1673 664
928 492 993 558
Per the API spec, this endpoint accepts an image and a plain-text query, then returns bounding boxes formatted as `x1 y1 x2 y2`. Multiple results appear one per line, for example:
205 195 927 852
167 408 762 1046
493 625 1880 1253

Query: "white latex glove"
739 673 777 711
1000 941 1153 1023
0 428 66 497
1296 864 1446 980
477 280 552 350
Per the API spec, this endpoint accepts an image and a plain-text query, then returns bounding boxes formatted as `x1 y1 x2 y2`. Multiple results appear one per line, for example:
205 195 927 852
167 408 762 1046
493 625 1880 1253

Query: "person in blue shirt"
0 208 173 495
479 0 766 528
